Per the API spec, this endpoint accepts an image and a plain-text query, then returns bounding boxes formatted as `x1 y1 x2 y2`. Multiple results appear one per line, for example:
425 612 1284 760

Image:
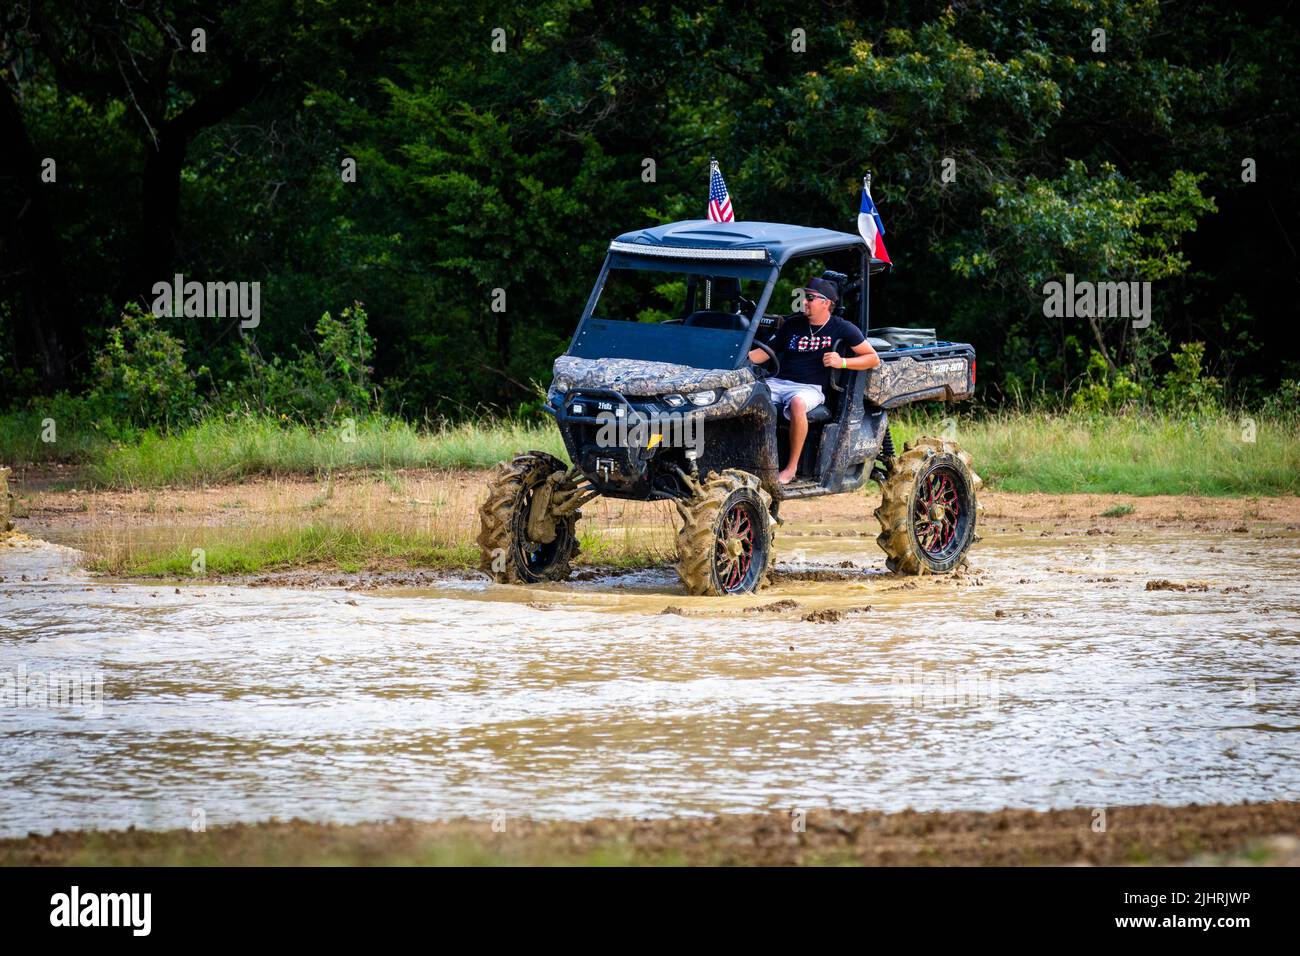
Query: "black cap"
802 277 839 303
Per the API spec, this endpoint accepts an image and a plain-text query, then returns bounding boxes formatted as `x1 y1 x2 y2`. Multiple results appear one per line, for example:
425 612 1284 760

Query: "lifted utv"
478 220 980 595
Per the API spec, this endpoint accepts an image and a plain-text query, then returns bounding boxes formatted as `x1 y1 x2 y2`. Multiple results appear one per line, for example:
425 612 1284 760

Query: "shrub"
1071 350 1142 412
88 304 202 429
1258 379 1300 421
240 303 377 421
1154 342 1221 414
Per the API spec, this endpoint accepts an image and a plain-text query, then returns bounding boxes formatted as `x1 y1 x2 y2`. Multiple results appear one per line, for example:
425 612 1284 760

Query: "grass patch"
86 524 478 577
74 473 677 578
86 416 567 488
891 409 1300 497
6 407 1298 497
1101 503 1135 517
0 406 113 463
21 830 693 867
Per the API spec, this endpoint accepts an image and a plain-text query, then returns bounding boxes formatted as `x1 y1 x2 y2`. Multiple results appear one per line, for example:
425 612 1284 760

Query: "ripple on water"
1 530 1298 835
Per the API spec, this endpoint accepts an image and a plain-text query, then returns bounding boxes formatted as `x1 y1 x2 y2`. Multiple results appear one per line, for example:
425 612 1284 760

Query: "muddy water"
1 526 1298 837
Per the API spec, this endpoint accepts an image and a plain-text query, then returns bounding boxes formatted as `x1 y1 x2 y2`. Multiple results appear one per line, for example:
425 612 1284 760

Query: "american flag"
707 162 734 222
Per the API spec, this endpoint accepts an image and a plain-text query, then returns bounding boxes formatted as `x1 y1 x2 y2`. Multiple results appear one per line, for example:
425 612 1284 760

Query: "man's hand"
825 342 881 371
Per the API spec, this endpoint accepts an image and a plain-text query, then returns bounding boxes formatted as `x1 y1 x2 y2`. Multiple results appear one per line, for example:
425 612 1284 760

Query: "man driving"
747 277 880 484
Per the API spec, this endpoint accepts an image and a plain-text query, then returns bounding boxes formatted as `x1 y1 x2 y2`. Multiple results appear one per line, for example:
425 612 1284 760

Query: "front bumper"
543 381 768 499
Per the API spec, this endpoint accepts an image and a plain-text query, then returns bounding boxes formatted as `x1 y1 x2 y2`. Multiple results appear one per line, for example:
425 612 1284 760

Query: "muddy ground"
10 467 1300 586
5 470 1298 866
16 467 1300 530
4 802 1299 866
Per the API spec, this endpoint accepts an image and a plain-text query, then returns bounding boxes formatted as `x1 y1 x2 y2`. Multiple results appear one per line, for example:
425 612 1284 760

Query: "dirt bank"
7 468 1297 586
15 468 1300 536
5 802 1298 866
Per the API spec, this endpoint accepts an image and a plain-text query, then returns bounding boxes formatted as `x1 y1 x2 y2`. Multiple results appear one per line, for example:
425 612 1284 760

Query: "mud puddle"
1 526 1298 837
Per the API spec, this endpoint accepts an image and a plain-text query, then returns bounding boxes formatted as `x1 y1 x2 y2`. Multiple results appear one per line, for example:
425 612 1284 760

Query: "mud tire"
477 451 580 584
874 436 981 575
675 469 776 596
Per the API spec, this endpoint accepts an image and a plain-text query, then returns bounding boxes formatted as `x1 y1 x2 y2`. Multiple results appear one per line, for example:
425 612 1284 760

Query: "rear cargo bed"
864 342 975 408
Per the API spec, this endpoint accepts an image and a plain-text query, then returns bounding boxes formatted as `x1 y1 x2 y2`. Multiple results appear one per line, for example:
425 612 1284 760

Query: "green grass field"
4 408 1297 497
84 416 567 488
891 409 1299 497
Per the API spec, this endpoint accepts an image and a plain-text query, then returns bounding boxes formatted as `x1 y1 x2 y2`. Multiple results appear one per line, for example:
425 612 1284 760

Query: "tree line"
1 0 1296 423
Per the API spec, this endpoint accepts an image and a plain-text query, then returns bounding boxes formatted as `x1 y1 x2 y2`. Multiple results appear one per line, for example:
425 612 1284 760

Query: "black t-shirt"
775 316 866 388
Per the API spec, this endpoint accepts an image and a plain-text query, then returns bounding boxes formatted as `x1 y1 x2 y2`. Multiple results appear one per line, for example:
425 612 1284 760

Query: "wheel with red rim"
676 469 775 596
875 436 980 574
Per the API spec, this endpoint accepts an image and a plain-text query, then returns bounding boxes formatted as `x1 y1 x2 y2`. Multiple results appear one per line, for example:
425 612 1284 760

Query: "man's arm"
822 338 880 371
747 346 769 364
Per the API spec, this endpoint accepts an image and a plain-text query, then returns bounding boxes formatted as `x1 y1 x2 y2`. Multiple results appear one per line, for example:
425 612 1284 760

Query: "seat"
769 388 835 424
772 363 837 480
872 327 935 348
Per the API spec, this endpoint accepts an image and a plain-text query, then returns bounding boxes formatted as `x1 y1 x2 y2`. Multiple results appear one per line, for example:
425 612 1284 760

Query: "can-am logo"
1041 274 1151 329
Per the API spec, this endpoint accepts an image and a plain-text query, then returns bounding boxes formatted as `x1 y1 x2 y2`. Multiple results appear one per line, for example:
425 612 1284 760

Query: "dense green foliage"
2 1 1297 424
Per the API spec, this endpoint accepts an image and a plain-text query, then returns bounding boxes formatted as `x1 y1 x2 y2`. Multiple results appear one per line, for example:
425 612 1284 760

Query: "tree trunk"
0 83 74 389
119 64 267 307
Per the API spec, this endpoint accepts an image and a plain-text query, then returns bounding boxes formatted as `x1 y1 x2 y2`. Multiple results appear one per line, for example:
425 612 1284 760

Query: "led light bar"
609 241 770 261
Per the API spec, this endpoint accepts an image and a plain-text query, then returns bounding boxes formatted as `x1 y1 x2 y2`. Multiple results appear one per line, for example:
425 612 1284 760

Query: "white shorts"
766 377 825 420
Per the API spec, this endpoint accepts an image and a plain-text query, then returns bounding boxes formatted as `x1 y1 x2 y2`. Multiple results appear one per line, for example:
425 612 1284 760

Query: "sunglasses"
804 291 831 302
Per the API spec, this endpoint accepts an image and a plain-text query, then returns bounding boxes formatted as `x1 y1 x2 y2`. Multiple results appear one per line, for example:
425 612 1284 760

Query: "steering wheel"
750 339 780 377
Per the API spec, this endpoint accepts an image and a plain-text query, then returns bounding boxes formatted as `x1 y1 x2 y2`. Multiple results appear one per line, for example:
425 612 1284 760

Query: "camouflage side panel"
843 410 888 479
552 355 756 397
864 351 974 408
0 467 12 533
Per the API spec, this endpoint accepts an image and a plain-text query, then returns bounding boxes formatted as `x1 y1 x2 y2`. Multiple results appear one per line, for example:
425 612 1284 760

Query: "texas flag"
858 183 891 264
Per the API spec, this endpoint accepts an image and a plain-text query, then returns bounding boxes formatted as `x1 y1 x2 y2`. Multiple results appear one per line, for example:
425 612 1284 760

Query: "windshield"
568 260 775 369
589 266 768 327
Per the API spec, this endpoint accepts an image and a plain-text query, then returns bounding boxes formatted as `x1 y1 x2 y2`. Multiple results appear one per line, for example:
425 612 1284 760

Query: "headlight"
688 390 717 406
662 393 686 408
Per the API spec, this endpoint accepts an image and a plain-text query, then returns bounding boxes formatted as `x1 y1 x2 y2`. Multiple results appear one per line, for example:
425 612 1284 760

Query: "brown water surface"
1 525 1296 836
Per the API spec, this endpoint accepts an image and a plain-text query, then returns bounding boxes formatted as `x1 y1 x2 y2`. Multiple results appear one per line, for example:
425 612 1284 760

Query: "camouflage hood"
551 355 756 397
